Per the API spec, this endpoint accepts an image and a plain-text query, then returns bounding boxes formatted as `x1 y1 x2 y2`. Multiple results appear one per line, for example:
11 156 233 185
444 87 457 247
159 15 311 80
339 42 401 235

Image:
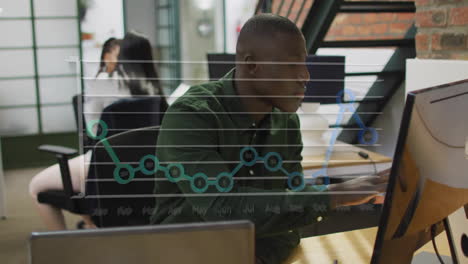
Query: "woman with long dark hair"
116 31 168 111
96 37 120 77
29 32 167 230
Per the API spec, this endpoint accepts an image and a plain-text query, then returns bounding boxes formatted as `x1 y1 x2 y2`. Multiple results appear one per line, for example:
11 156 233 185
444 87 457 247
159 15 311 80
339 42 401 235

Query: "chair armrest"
38 145 77 157
38 144 78 197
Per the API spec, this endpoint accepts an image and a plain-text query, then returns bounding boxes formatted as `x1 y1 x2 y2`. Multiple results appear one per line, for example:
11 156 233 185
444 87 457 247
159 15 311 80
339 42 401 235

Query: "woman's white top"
83 72 131 135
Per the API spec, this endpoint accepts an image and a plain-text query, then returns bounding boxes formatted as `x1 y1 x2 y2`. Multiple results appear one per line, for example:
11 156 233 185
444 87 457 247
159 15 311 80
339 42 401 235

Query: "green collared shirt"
151 69 329 261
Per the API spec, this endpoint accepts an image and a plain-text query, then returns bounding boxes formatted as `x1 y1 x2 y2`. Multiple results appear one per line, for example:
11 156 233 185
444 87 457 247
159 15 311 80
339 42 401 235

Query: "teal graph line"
310 89 378 191
86 119 307 193
85 89 378 193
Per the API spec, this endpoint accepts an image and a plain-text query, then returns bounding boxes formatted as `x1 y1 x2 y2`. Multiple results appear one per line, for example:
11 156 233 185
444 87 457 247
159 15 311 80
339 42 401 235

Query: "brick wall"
266 0 467 59
271 0 314 27
269 0 415 41
326 0 415 41
415 0 468 59
325 12 414 41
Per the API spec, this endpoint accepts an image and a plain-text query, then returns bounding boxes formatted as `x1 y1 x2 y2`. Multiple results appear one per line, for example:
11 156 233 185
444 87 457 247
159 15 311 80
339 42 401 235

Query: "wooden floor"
0 167 81 264
287 227 451 263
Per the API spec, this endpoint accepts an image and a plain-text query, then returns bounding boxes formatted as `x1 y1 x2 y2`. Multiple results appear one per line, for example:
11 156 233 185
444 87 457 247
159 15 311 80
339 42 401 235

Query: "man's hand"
328 168 390 209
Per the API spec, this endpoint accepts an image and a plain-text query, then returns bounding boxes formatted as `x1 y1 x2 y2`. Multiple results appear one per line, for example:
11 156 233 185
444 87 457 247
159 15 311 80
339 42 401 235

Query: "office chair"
86 126 160 227
36 94 88 215
37 97 163 222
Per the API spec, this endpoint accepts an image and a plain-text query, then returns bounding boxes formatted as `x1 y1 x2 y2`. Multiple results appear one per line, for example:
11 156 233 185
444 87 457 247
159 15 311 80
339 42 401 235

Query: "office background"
0 0 467 263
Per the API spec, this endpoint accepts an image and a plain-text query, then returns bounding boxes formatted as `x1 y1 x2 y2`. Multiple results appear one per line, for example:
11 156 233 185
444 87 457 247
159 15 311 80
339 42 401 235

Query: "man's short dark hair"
238 14 302 44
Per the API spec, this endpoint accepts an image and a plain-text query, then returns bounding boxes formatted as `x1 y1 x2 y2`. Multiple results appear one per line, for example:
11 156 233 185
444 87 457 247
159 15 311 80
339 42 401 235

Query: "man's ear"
244 54 258 75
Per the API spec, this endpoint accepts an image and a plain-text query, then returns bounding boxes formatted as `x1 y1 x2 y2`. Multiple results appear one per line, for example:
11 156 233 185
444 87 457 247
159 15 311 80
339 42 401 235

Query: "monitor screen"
206 53 236 81
371 79 468 263
206 53 345 104
304 55 345 104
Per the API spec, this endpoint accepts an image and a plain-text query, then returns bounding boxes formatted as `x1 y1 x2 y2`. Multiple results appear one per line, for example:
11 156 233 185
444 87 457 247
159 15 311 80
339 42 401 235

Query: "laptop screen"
29 221 254 264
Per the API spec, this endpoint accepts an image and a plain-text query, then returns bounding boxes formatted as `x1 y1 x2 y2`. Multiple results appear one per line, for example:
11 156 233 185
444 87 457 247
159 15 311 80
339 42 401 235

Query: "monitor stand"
412 205 467 264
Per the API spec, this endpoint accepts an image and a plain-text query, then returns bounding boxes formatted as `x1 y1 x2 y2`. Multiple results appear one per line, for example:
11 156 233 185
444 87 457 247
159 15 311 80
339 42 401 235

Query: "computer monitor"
206 53 345 104
29 220 255 264
206 53 236 81
304 55 345 104
371 79 468 263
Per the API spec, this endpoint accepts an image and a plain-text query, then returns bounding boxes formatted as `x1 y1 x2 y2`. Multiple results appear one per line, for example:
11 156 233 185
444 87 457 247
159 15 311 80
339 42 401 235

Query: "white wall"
0 0 80 135
316 48 397 134
224 0 257 53
123 0 157 46
406 59 468 93
81 0 124 78
179 0 224 85
366 82 406 158
368 59 468 158
81 0 124 45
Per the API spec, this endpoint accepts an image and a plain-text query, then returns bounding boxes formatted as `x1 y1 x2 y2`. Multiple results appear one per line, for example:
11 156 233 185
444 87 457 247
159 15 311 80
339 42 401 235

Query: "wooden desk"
296 142 392 237
301 142 392 182
302 143 392 170
286 227 451 264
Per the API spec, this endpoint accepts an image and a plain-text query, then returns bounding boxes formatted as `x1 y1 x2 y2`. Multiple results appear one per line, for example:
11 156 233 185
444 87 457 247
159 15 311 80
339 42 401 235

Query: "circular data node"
113 164 135 184
288 172 305 192
191 173 209 193
310 169 330 191
240 147 258 166
166 163 184 183
358 127 378 145
139 155 159 175
86 120 108 140
312 176 330 186
215 172 234 193
264 152 283 172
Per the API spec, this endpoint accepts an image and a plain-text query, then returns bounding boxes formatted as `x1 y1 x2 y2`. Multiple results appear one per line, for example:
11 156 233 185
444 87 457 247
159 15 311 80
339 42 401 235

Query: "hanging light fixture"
194 0 214 38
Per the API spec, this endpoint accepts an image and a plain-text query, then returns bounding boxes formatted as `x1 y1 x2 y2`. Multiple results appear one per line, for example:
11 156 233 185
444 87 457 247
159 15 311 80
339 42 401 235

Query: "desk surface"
301 142 392 170
287 227 451 264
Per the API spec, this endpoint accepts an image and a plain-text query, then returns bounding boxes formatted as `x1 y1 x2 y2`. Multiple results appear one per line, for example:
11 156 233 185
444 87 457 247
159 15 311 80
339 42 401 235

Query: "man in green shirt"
151 14 387 263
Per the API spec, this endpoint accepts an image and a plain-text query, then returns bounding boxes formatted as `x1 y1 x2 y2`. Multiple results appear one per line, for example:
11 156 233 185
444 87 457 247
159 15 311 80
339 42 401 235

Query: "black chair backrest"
86 126 160 227
72 94 81 129
85 97 164 227
97 97 163 139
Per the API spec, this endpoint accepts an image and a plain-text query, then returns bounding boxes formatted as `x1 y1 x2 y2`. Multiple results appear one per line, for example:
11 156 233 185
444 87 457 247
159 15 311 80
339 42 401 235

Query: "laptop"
29 220 255 264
